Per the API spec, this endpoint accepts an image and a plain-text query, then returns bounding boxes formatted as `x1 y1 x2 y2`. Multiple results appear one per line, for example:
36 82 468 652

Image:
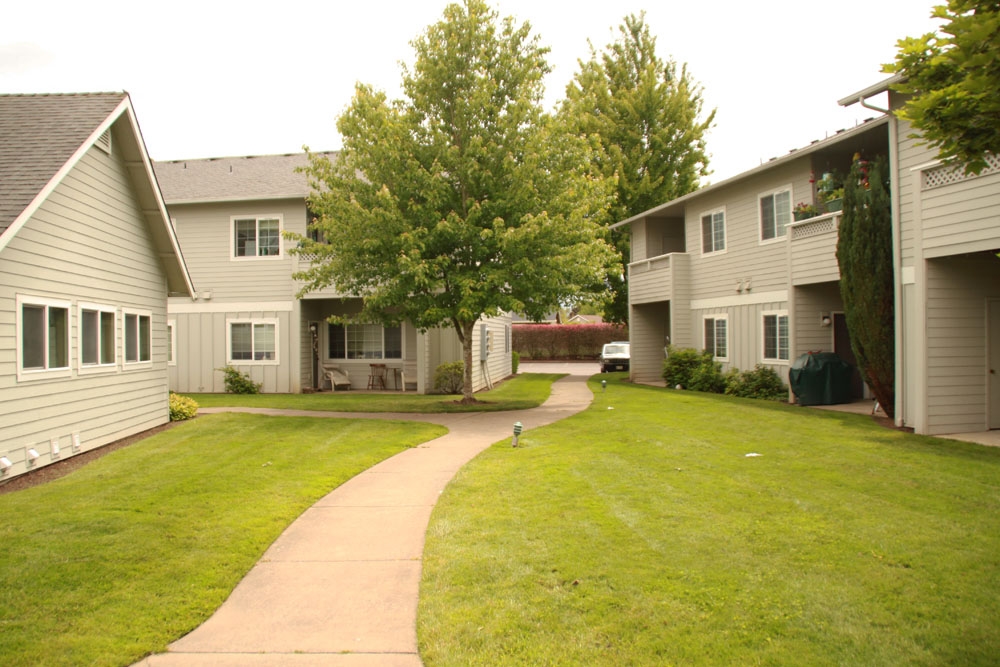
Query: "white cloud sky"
1 0 941 182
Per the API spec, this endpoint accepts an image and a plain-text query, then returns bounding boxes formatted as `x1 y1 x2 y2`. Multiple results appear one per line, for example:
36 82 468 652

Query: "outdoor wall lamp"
27 448 40 466
0 457 11 474
820 313 832 327
309 322 318 334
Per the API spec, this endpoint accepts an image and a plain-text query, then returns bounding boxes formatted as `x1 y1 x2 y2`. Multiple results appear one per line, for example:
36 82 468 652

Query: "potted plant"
817 172 844 212
793 202 818 221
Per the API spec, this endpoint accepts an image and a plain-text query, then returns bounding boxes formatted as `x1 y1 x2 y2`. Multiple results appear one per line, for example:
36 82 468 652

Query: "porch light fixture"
27 448 40 465
0 457 11 474
309 322 318 334
820 313 832 327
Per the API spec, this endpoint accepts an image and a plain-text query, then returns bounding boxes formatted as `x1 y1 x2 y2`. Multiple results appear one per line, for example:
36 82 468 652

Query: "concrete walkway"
137 366 595 666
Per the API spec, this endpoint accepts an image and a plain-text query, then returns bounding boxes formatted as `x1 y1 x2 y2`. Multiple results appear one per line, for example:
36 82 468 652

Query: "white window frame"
78 303 118 374
16 294 72 381
167 319 177 367
761 311 790 363
759 186 793 244
700 208 727 256
703 314 729 362
230 215 283 260
122 309 153 367
327 323 402 360
227 318 280 365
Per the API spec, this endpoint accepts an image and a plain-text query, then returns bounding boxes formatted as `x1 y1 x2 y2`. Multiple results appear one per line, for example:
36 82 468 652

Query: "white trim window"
762 311 790 362
167 319 177 366
16 295 71 379
228 318 279 364
328 323 402 360
700 209 726 255
232 215 282 259
759 187 792 242
703 315 728 361
123 310 152 365
79 303 117 372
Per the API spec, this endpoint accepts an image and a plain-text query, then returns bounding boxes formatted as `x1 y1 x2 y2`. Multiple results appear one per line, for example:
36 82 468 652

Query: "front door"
990 300 1000 429
833 313 865 399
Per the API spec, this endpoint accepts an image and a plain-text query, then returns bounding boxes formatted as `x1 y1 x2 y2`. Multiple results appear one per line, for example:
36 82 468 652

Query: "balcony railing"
788 211 842 285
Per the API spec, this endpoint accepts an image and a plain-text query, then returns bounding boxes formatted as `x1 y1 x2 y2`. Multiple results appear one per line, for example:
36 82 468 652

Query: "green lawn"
185 372 563 413
0 414 445 667
418 375 1000 665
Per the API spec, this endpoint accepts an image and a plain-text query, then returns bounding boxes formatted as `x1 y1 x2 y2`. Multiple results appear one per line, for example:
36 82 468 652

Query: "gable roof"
610 115 890 228
0 93 126 235
153 152 333 205
0 92 195 297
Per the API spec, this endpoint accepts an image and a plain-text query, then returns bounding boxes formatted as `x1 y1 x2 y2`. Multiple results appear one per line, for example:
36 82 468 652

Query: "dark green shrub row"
663 347 787 400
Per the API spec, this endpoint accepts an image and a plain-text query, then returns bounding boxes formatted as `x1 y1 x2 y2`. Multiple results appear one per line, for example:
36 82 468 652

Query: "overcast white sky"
2 0 941 182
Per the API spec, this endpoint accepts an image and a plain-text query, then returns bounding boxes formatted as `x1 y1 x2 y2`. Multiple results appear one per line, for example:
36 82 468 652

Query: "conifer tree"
836 156 895 417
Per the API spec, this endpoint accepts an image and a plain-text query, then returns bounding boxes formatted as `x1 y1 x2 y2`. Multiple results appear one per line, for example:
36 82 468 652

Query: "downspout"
849 93 904 426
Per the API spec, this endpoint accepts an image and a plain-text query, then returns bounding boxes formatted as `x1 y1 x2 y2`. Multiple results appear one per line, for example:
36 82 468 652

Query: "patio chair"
322 364 351 391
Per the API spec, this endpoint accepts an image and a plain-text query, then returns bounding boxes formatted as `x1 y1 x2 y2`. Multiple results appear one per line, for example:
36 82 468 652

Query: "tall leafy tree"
293 0 617 402
558 13 715 323
884 0 1000 174
836 156 895 418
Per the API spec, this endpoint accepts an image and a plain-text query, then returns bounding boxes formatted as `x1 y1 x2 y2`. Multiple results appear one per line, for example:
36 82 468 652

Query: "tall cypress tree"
836 156 895 417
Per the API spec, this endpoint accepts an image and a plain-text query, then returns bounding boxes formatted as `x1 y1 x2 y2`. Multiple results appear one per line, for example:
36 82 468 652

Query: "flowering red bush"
512 323 628 360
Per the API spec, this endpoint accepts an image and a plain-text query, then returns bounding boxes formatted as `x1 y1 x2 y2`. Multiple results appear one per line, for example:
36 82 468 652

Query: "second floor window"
760 189 792 241
233 216 281 258
701 210 726 254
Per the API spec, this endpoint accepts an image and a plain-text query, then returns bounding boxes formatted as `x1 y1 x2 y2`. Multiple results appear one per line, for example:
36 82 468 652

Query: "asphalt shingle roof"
0 92 126 235
153 152 333 204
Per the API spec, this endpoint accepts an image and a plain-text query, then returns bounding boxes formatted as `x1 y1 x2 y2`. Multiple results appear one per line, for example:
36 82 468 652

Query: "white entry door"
990 300 1000 429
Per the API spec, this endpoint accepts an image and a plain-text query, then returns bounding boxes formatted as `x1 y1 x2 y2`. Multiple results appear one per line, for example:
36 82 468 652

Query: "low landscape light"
512 421 523 447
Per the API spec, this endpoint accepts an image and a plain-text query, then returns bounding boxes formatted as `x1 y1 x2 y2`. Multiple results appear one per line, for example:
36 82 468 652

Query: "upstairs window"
760 188 792 241
328 323 403 360
704 315 728 361
18 296 70 375
233 216 281 258
701 210 726 254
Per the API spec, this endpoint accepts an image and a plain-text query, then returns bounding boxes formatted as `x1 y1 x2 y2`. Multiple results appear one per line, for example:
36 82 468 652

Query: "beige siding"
0 144 171 478
919 167 1000 257
687 299 790 381
789 214 841 285
895 118 934 266
923 254 1000 434
168 199 307 301
686 160 812 301
630 302 668 384
791 282 841 357
168 306 296 393
631 219 647 261
629 254 679 304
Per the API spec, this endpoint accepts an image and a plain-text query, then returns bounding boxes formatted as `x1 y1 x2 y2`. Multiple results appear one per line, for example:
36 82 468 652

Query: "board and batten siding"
922 254 1000 434
686 298 790 382
0 145 171 476
167 305 297 393
168 199 307 301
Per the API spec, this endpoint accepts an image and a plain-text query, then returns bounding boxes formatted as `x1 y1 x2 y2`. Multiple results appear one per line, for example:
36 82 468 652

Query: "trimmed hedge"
513 323 628 360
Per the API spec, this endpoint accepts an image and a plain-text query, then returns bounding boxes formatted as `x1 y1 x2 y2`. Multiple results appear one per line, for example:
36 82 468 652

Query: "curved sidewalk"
138 369 594 666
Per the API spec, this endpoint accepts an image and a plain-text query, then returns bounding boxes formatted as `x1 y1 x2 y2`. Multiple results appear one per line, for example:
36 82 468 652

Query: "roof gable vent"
95 128 112 155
